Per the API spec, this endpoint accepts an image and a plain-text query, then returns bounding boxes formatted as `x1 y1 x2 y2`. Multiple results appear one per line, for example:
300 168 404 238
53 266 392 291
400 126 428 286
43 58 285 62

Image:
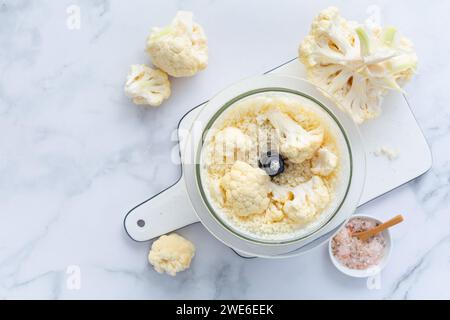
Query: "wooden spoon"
352 215 404 241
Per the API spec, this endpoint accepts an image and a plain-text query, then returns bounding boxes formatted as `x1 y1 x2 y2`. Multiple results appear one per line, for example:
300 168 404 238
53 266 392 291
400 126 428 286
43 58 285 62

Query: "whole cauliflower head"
148 233 195 276
311 147 338 176
267 109 323 163
147 11 208 77
124 64 171 106
221 161 270 217
299 7 417 124
212 127 252 164
283 176 330 223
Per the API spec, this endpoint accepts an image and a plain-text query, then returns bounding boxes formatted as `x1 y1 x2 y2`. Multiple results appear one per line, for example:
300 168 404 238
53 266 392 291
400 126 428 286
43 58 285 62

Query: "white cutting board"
179 58 432 206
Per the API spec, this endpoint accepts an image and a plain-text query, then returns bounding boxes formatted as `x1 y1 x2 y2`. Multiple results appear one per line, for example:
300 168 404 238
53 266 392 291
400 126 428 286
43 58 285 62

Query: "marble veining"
0 0 449 299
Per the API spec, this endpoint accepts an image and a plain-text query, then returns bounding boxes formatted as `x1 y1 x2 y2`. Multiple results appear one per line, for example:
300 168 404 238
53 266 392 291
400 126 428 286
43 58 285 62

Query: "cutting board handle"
124 177 199 241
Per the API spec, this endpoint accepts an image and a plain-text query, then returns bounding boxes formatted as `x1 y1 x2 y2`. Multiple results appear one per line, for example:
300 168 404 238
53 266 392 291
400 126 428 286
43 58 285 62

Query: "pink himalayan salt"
331 217 386 270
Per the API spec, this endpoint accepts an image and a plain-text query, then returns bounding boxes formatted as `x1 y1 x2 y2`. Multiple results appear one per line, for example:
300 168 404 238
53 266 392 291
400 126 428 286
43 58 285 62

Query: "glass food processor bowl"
183 75 365 257
198 89 351 244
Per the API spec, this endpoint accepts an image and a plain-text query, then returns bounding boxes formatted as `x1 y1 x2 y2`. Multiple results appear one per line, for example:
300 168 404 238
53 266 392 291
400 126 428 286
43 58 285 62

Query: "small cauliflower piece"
265 203 285 223
267 110 323 163
212 127 252 164
311 147 338 176
374 146 399 160
221 161 270 217
283 176 330 223
148 233 195 276
299 7 417 124
146 11 208 77
124 64 171 106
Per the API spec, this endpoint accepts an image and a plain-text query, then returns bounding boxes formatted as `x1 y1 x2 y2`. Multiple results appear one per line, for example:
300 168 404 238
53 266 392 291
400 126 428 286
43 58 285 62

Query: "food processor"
124 74 366 258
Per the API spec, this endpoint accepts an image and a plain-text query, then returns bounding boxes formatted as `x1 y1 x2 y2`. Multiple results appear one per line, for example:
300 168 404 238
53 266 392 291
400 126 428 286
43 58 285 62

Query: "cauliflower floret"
265 203 285 223
148 233 195 276
124 64 170 106
299 7 417 124
221 161 270 217
267 109 323 163
283 176 330 223
212 127 252 164
146 11 208 77
300 7 360 67
311 147 338 176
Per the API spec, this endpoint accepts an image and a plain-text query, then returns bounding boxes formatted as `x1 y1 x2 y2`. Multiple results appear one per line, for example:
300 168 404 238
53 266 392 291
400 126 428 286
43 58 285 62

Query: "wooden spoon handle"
353 215 404 241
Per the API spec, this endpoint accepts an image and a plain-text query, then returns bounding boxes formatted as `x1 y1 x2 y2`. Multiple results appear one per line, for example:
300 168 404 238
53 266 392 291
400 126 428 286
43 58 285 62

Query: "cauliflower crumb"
146 11 208 77
148 233 195 276
374 146 399 160
124 64 171 106
221 161 270 217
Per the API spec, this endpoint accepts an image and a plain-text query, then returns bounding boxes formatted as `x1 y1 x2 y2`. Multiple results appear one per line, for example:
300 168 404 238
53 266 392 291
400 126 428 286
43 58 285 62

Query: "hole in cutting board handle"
137 219 145 227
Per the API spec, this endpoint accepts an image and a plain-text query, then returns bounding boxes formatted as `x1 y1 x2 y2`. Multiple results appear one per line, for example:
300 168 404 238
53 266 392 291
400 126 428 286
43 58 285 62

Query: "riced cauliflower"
221 161 270 217
148 233 195 276
146 11 208 77
311 147 338 176
212 127 252 164
124 64 171 106
283 176 330 223
267 109 323 163
299 7 417 124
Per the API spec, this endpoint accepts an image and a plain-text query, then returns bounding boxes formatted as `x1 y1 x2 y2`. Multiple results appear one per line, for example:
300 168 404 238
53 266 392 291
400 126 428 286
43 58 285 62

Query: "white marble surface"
0 0 449 299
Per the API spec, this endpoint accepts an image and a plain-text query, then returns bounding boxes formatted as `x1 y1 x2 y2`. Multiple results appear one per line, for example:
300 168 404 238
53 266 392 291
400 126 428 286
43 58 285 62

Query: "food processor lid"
182 74 366 257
